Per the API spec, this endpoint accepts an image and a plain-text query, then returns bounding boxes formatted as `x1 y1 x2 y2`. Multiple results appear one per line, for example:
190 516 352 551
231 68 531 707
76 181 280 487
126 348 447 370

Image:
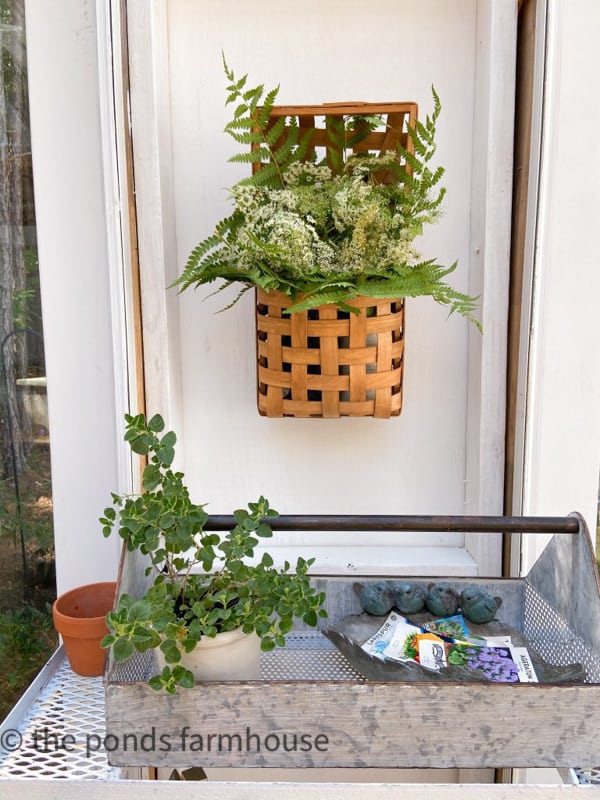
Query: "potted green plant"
100 413 327 693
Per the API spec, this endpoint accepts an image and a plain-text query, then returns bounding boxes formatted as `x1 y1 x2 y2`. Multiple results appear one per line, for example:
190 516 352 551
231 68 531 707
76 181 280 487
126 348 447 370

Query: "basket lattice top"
252 101 418 179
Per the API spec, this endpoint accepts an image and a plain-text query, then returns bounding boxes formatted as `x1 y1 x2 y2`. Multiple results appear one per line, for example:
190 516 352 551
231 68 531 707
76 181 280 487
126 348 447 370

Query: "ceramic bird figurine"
353 581 395 616
459 587 502 624
425 582 460 617
391 582 426 615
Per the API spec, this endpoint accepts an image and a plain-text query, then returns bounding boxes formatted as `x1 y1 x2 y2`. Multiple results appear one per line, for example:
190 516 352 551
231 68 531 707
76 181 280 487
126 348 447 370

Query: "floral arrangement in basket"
175 58 480 330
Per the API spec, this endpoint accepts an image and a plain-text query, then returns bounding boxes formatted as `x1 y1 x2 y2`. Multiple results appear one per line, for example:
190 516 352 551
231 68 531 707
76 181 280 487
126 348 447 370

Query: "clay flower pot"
53 581 117 677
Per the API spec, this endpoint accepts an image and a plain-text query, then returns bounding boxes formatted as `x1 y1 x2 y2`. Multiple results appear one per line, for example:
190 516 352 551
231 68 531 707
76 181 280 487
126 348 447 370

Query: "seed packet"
361 612 420 661
418 638 538 683
509 646 538 682
421 614 469 640
382 627 441 664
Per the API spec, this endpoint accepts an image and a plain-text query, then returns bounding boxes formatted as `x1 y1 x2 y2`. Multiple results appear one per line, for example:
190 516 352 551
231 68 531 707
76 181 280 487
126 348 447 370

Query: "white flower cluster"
283 162 332 187
227 158 424 280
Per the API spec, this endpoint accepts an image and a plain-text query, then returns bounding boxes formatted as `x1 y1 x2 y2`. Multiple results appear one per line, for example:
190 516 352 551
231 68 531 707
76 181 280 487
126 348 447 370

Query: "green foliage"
175 59 480 330
101 413 327 691
0 445 54 557
12 248 39 330
0 605 55 718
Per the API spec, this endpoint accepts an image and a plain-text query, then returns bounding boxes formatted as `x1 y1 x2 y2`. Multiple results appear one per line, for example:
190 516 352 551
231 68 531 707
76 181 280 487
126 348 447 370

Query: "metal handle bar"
204 514 579 534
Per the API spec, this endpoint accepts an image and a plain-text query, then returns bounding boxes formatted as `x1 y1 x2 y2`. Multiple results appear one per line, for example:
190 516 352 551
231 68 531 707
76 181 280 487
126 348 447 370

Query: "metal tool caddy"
104 512 600 771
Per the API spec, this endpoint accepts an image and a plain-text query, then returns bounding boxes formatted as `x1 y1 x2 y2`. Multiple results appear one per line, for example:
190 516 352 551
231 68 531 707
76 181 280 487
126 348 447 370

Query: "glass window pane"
0 0 56 720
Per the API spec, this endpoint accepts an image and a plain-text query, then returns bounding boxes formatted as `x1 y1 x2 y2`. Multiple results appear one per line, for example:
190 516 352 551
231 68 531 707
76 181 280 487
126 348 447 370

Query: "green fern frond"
264 116 287 147
346 114 382 150
236 163 281 187
286 287 359 314
257 87 280 128
213 284 253 313
294 127 316 163
242 84 264 104
229 148 273 164
224 117 260 132
233 103 248 120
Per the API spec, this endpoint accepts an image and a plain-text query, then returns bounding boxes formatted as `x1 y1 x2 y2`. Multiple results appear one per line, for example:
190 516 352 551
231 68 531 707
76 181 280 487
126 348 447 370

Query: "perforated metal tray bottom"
0 657 118 780
108 631 366 683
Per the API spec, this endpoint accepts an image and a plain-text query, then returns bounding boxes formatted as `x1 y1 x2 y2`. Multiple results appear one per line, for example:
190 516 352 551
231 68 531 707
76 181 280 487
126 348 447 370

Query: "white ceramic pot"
156 628 262 681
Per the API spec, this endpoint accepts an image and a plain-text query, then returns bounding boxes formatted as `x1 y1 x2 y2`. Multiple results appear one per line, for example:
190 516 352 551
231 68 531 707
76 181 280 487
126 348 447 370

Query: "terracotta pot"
53 581 117 677
156 628 262 681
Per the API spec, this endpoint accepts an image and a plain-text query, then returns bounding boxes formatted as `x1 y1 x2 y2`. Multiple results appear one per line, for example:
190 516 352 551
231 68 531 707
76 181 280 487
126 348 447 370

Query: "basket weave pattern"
256 289 404 418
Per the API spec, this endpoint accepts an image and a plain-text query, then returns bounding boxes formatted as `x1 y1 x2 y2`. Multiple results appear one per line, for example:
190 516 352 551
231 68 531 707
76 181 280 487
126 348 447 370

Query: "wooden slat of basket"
265 295 284 416
349 303 367 404
364 366 404 390
318 304 340 418
264 101 417 117
258 341 403 366
278 345 322 366
298 113 315 163
290 308 308 408
307 373 347 391
258 366 291 389
324 114 343 174
280 399 324 416
375 314 394 419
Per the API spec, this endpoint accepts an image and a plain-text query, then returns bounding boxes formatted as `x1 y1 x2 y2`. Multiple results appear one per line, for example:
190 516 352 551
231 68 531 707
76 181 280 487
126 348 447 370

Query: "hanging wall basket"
253 101 416 419
256 288 404 418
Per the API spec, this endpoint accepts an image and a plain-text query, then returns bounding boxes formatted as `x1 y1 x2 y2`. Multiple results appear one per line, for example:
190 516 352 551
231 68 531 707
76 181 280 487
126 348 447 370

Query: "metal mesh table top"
0 656 117 780
1 634 363 781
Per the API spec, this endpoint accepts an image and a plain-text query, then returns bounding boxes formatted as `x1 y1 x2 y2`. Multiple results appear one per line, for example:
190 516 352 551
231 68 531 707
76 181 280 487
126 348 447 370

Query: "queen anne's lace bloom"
226 160 431 284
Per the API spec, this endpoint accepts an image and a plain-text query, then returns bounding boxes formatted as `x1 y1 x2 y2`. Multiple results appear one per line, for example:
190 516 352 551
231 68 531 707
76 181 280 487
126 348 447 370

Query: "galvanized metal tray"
104 513 600 769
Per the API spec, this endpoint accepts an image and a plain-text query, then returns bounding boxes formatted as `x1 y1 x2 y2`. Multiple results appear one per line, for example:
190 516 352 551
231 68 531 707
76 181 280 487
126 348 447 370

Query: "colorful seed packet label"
418 639 538 683
361 612 420 661
383 625 439 664
421 614 469 640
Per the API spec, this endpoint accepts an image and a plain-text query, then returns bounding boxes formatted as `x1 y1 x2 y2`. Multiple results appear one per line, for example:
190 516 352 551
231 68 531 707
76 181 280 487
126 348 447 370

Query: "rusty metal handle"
204 514 580 534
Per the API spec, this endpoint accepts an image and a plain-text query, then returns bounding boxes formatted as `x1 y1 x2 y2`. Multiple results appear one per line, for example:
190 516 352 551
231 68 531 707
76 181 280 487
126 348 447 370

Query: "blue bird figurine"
425 582 460 617
392 582 426 615
353 581 395 616
459 587 502 624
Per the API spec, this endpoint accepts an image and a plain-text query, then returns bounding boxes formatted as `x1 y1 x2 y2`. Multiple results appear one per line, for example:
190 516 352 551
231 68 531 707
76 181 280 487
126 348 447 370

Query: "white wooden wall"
129 0 516 578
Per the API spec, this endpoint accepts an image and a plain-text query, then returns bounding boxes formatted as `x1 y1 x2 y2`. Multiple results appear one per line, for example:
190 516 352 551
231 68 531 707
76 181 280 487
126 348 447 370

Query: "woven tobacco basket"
256 288 404 418
253 102 416 418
